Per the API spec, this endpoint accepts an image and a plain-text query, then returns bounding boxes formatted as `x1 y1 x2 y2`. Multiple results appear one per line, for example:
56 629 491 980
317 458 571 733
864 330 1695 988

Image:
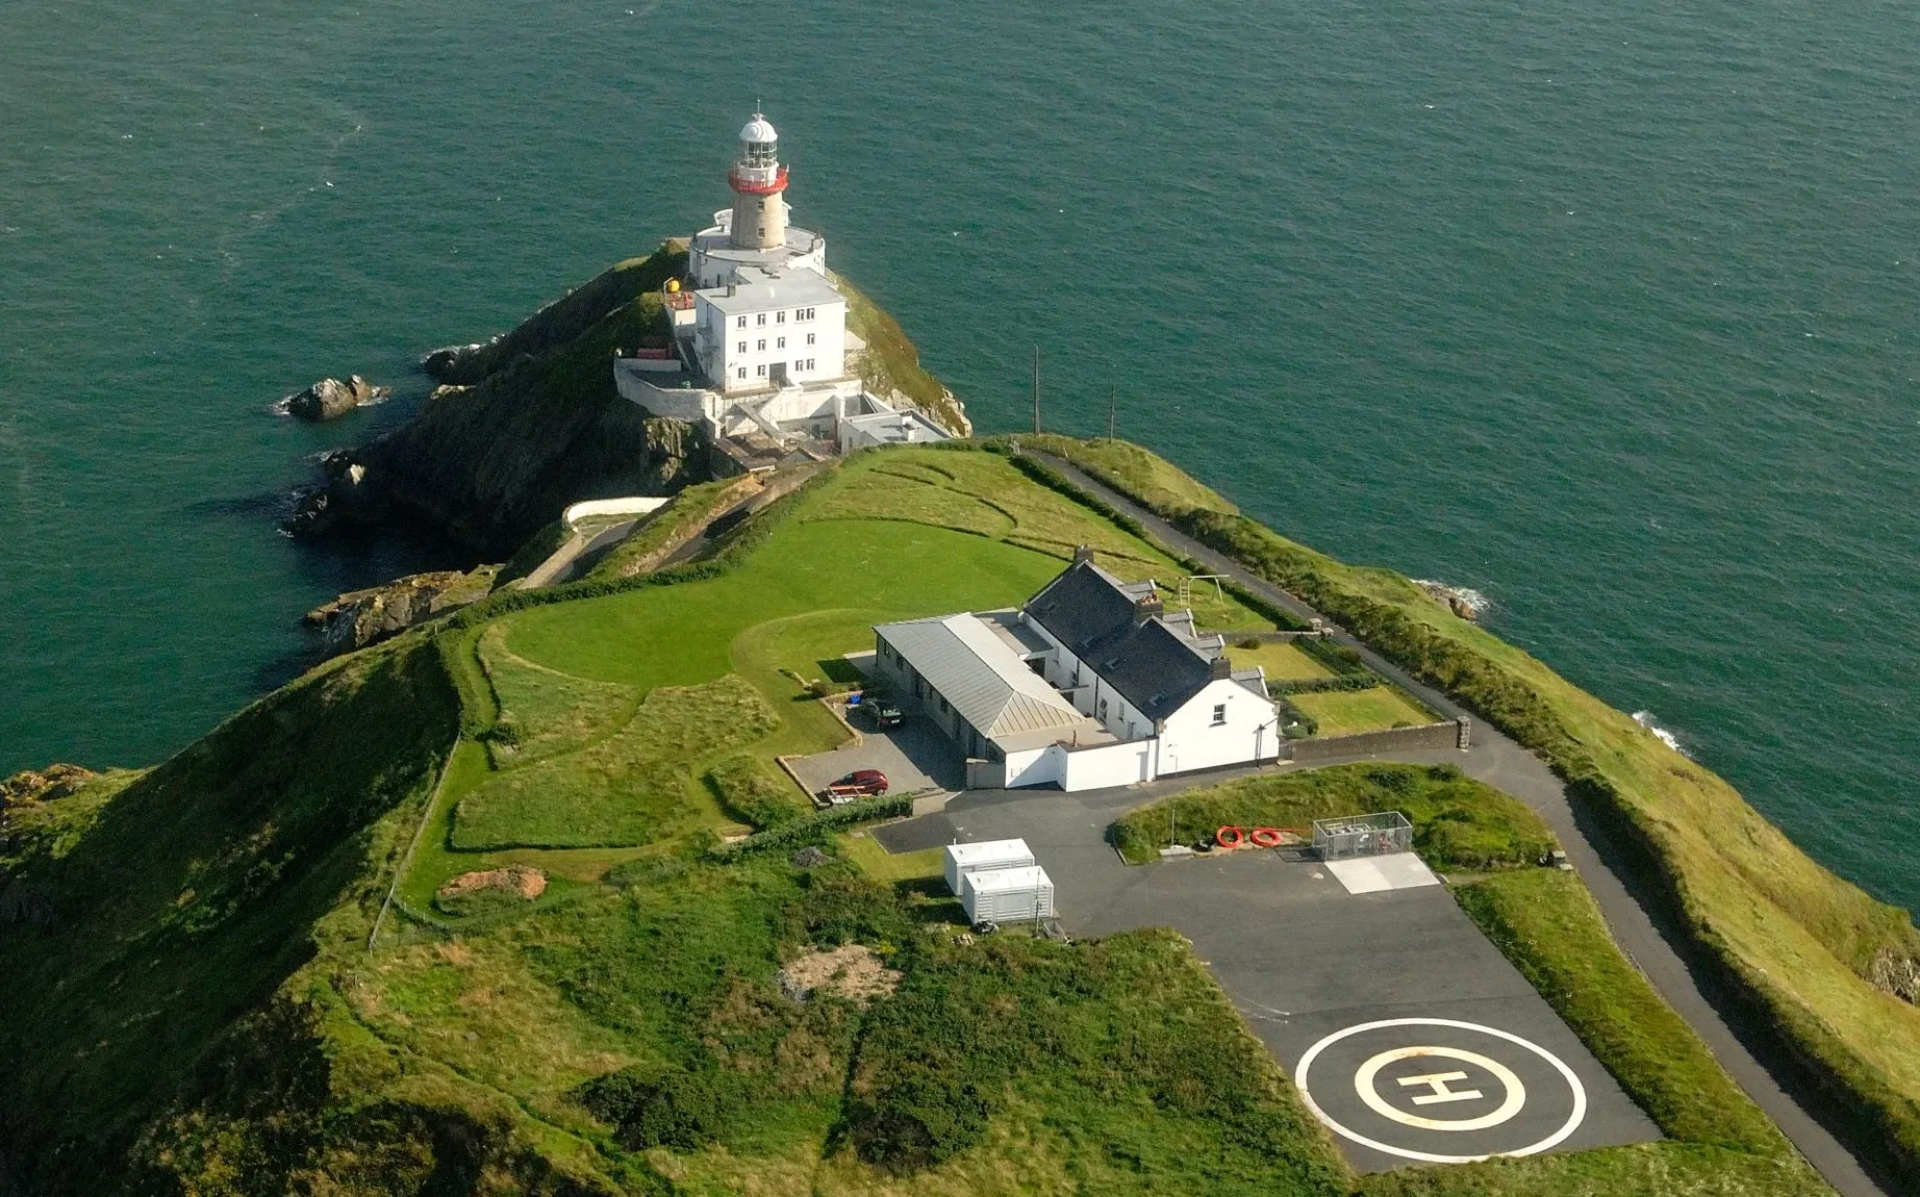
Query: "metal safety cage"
1311 811 1413 861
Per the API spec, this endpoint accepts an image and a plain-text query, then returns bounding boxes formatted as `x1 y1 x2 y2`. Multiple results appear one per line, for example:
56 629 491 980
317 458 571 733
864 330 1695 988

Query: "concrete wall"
563 496 671 527
1061 739 1154 790
1003 746 1062 789
614 360 718 422
1287 719 1463 763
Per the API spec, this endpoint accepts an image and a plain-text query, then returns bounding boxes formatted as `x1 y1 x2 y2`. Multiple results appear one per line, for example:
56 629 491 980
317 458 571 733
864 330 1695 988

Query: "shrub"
847 1066 995 1174
574 1064 734 1151
707 794 912 859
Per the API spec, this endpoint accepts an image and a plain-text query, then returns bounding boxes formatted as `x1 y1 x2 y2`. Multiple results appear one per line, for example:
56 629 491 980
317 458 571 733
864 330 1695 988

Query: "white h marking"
1398 1071 1484 1106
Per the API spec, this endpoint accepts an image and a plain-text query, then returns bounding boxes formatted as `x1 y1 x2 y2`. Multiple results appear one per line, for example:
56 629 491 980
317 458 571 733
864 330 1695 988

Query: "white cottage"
871 551 1279 792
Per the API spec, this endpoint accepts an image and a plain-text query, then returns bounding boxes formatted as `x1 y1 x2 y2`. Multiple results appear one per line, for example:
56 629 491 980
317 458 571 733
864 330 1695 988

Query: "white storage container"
943 838 1035 896
961 866 1056 924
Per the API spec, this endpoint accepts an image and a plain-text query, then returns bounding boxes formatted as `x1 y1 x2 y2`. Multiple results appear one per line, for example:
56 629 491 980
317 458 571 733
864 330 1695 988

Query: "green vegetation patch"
1289 685 1437 735
1111 763 1554 869
476 625 637 765
1455 869 1791 1154
706 753 806 830
451 675 777 850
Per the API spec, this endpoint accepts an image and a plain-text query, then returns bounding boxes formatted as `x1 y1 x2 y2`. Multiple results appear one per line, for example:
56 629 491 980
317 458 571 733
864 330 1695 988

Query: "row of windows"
736 333 817 353
733 307 820 329
733 359 819 379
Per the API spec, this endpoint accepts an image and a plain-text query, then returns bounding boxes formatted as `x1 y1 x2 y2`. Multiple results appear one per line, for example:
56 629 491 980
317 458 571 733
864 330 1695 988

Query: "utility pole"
1031 346 1042 434
1107 385 1117 441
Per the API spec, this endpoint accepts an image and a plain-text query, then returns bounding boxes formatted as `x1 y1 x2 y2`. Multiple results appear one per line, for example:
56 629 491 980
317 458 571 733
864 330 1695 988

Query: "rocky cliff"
290 245 707 554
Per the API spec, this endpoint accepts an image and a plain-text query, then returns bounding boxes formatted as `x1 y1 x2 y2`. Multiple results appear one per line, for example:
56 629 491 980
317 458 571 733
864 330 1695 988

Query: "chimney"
1073 544 1094 565
1134 595 1164 619
1209 654 1232 680
727 283 738 297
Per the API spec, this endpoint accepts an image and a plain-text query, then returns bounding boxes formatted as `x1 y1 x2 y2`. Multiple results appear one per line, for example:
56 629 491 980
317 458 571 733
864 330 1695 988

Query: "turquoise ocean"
2 1 1916 903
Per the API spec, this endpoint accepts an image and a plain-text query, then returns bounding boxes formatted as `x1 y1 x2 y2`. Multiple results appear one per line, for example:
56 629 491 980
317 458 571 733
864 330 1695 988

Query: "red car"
830 769 889 797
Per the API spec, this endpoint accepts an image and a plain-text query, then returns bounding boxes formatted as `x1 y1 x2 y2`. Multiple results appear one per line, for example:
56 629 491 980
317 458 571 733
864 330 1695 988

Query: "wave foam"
1633 710 1691 757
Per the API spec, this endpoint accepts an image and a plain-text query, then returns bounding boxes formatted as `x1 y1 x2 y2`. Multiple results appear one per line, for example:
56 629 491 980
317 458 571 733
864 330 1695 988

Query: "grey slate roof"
1024 560 1228 724
875 613 1092 740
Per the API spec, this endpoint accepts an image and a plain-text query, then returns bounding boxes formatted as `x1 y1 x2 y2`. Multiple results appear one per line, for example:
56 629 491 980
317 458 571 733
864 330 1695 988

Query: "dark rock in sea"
282 449 386 537
286 375 391 422
303 566 496 655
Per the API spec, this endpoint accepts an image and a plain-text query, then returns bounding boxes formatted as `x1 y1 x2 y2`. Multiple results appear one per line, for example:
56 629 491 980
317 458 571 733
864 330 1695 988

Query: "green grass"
706 753 808 830
839 832 944 884
477 625 637 764
1290 685 1437 734
1111 763 1556 870
451 675 776 850
1230 638 1335 679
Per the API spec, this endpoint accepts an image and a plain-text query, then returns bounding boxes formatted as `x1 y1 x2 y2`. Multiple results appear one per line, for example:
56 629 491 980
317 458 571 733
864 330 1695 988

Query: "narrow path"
1033 452 1891 1197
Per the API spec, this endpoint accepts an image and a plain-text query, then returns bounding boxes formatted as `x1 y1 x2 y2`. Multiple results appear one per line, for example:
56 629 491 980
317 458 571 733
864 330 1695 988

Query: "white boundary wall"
563 497 671 528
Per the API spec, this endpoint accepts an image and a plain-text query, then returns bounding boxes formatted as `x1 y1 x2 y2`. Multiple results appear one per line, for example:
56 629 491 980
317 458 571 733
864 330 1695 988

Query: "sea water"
2 0 1916 904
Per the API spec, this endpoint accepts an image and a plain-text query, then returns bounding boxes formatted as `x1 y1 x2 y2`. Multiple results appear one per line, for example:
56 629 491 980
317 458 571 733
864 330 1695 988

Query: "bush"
847 1066 994 1174
708 794 912 860
574 1064 734 1151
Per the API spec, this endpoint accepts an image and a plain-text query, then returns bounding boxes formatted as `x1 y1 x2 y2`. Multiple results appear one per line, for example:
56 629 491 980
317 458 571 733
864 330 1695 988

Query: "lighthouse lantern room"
728 114 789 250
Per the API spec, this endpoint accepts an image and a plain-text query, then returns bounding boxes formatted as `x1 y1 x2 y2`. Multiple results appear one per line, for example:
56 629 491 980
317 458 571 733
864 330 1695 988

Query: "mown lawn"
1291 685 1437 734
1230 638 1334 679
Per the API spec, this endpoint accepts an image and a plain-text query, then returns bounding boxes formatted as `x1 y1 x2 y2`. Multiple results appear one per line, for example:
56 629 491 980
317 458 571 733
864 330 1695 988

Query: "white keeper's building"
871 550 1281 792
615 112 953 469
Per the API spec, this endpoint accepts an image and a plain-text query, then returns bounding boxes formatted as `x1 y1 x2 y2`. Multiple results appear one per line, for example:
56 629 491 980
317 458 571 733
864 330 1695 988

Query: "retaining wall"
1287 717 1467 763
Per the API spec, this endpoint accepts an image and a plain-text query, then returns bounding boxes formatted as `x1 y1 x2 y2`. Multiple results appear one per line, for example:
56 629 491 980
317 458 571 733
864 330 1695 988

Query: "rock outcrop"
285 375 390 422
286 247 707 554
0 764 94 809
303 566 496 655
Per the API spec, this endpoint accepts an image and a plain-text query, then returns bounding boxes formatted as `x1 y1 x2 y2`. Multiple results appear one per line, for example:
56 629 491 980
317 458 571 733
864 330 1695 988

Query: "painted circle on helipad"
1294 1017 1587 1164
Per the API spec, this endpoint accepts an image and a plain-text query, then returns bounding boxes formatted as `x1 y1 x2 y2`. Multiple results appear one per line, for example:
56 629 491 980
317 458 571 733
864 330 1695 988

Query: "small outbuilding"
943 838 1036 896
960 866 1057 924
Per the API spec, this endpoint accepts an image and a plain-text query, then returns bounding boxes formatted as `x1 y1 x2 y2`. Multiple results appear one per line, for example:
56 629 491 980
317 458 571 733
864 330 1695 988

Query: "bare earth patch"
437 865 548 901
778 945 900 1007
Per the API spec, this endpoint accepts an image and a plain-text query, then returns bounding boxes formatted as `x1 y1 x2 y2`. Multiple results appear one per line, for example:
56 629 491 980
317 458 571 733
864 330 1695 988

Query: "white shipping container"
943 838 1035 896
961 866 1056 924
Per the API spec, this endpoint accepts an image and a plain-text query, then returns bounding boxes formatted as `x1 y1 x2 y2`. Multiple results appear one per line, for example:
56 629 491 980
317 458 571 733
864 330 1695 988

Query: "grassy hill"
0 443 1892 1194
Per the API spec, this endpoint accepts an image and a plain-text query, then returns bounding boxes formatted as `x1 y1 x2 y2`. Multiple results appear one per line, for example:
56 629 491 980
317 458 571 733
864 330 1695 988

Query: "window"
1098 698 1109 720
806 333 816 345
736 341 745 353
756 226 765 238
756 313 766 326
776 336 785 349
757 339 766 351
756 364 766 376
1211 703 1227 726
735 367 746 379
938 695 950 713
776 311 785 324
735 316 746 328
756 198 766 210
807 358 815 370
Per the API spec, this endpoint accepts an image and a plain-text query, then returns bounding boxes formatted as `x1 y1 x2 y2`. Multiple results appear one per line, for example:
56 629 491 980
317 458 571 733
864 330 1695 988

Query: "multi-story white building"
615 113 951 468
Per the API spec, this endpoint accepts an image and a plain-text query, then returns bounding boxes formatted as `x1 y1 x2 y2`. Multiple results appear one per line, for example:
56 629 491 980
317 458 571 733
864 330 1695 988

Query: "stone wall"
1286 717 1467 763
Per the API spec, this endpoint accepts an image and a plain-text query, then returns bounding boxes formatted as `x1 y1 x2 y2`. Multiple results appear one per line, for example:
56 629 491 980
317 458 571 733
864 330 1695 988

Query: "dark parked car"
871 700 904 728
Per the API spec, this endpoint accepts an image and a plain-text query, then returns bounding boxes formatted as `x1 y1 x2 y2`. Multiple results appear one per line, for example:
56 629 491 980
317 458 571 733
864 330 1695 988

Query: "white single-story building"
871 551 1278 792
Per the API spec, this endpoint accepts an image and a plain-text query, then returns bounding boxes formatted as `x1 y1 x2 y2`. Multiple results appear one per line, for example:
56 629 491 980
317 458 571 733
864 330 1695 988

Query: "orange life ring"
1216 825 1245 849
1249 827 1284 848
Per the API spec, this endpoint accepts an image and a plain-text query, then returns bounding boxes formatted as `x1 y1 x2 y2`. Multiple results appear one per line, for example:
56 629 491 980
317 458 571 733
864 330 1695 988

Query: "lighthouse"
728 113 789 251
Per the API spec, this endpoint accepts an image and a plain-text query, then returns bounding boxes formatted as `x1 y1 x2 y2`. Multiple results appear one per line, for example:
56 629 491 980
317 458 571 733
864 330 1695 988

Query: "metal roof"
961 865 1054 894
875 613 1093 740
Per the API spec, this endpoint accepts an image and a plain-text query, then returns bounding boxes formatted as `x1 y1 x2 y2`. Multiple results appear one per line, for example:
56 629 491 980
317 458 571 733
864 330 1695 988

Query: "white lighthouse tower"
728 113 789 250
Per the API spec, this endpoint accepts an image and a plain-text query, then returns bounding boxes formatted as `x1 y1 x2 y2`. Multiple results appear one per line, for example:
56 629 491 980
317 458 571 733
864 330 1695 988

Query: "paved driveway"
876 784 1659 1172
786 713 965 799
